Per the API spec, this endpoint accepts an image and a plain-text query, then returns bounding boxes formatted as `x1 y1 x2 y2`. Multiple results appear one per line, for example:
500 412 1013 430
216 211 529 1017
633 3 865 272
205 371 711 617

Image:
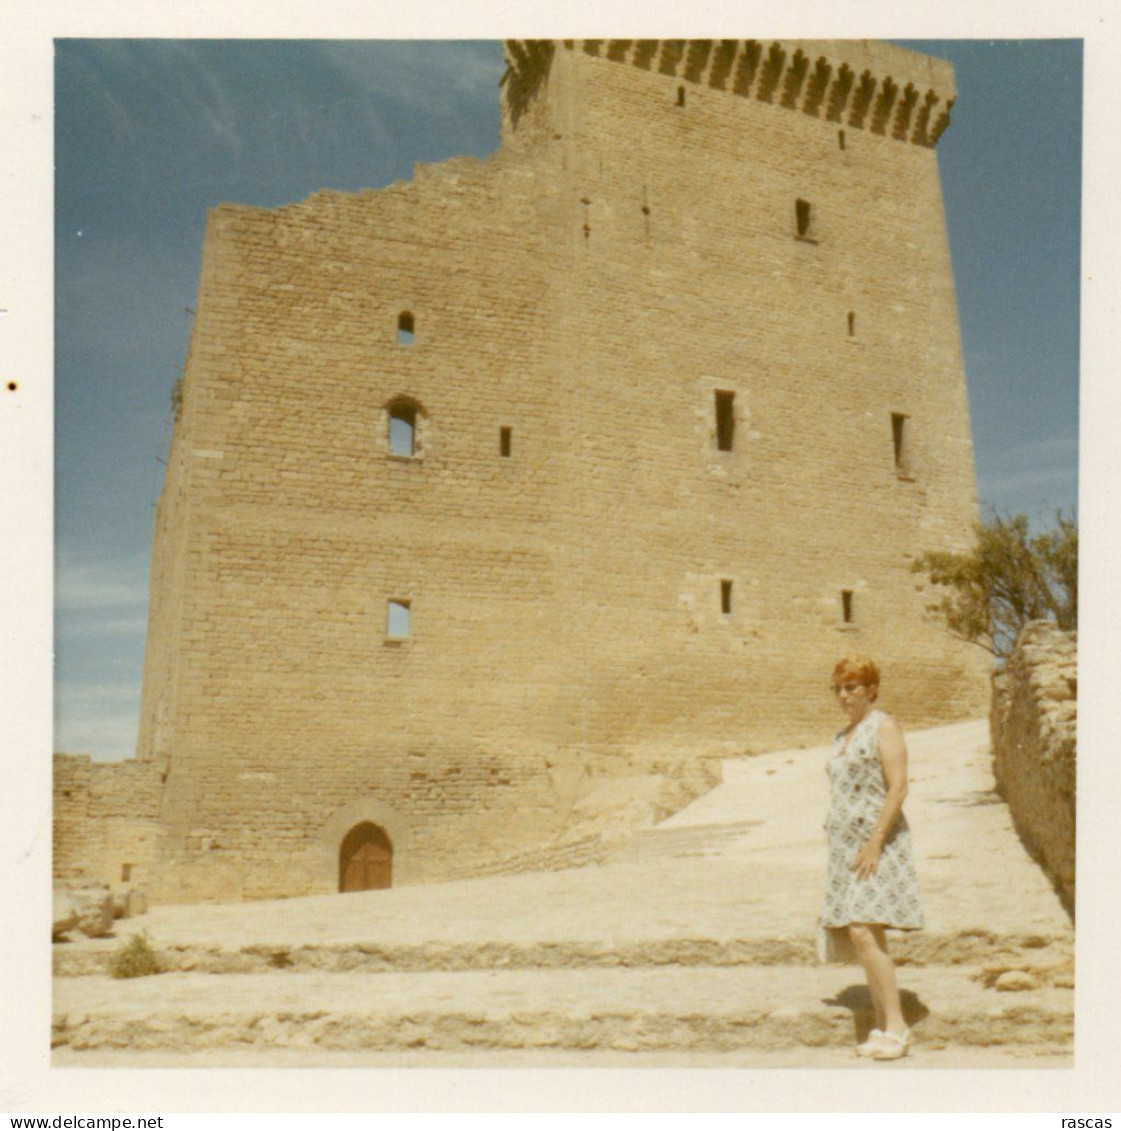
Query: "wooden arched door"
338 822 393 892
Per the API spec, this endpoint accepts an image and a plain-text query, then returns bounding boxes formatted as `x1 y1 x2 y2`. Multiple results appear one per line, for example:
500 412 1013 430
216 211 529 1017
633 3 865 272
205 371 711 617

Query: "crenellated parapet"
502 38 955 147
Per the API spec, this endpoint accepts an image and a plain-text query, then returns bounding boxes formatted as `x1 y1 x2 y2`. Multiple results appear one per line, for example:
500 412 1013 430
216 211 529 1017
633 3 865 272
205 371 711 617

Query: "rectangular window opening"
891 412 911 476
841 589 854 624
847 311 856 337
387 599 411 638
715 390 735 452
500 426 512 458
721 579 733 615
795 198 813 239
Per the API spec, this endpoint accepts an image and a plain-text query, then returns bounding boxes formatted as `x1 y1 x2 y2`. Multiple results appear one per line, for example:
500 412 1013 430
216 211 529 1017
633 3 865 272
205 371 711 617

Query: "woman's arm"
852 715 910 880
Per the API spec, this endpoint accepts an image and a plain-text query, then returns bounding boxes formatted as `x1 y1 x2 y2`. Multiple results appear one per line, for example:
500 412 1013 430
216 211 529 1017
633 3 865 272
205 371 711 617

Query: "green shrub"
912 511 1077 661
108 931 162 979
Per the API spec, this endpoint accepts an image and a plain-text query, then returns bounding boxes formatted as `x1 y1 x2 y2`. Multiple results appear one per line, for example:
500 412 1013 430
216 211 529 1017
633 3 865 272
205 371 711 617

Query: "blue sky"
54 40 1082 761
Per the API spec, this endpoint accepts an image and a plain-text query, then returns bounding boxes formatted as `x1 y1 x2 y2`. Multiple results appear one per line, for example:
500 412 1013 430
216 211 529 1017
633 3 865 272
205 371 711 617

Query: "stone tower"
116 39 988 904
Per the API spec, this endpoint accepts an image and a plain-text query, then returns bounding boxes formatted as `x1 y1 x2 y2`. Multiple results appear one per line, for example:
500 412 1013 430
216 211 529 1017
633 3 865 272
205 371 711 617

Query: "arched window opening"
397 311 415 346
388 400 417 457
339 822 393 892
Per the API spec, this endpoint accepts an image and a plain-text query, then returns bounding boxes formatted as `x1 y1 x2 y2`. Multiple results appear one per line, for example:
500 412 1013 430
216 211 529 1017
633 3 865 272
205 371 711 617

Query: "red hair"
832 654 881 700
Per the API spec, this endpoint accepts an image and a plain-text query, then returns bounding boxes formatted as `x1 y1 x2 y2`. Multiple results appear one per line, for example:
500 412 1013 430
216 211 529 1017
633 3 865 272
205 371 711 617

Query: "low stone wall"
990 621 1076 917
53 754 164 892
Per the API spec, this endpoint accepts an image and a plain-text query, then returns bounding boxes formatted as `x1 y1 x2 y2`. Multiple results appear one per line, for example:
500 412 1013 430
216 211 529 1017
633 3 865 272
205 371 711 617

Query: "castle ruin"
54 39 991 905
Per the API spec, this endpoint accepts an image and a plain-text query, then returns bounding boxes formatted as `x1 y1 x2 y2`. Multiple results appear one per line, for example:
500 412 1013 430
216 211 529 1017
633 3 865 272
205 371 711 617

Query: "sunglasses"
832 682 865 696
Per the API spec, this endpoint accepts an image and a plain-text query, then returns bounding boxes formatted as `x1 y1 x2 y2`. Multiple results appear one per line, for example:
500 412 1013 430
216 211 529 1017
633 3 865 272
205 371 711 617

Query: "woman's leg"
848 923 906 1035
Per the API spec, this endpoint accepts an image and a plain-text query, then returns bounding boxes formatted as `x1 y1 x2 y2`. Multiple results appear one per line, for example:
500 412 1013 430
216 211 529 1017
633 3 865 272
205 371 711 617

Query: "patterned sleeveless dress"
821 708 924 930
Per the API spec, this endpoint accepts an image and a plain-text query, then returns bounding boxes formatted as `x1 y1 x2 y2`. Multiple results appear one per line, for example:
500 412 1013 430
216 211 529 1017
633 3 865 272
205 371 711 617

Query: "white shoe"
855 1029 886 1057
870 1027 911 1060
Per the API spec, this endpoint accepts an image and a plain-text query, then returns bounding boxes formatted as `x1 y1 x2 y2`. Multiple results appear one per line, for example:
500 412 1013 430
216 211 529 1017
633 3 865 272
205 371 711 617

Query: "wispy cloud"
54 684 141 763
978 464 1075 496
312 41 502 113
96 615 152 637
55 551 150 613
976 433 1078 518
990 435 1078 463
55 548 149 759
61 682 142 705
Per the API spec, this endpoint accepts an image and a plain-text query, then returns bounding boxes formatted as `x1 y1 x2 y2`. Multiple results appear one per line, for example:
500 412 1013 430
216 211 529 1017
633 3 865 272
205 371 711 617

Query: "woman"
822 654 923 1060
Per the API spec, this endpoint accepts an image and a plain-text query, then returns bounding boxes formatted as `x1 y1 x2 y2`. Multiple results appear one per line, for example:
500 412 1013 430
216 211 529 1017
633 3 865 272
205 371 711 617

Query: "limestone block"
52 891 80 941
58 883 115 938
994 970 1039 993
110 889 149 920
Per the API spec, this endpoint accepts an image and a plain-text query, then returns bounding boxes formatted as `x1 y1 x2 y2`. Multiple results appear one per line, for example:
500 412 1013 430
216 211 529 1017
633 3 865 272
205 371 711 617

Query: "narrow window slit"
721 579 733 615
891 412 911 476
795 199 813 240
838 129 846 150
847 311 856 336
841 590 854 624
676 85 686 107
500 427 512 458
715 390 735 452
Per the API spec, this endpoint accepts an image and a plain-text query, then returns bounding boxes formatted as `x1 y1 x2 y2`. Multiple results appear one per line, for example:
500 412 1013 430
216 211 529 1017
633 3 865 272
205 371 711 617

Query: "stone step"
607 820 765 863
52 965 1073 1055
50 1043 1076 1069
54 929 1073 978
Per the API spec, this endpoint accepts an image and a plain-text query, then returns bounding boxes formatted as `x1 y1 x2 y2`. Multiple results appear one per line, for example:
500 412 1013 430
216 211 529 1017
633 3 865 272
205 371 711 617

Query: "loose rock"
994 970 1038 992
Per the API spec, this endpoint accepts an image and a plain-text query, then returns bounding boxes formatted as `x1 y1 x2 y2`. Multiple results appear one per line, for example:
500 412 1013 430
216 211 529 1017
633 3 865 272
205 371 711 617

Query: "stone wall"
123 39 990 903
53 755 164 892
991 621 1076 916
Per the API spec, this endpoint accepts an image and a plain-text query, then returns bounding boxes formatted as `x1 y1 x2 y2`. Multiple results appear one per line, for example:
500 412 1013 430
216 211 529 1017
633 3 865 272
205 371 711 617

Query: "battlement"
503 38 955 148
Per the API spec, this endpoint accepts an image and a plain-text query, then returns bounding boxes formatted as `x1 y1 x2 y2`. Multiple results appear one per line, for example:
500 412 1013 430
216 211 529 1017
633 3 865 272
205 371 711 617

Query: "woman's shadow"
824 984 930 1043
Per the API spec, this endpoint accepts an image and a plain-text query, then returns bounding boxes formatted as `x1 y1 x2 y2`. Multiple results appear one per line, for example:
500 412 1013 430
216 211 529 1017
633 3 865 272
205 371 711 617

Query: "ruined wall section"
53 754 163 890
144 145 595 902
991 622 1076 916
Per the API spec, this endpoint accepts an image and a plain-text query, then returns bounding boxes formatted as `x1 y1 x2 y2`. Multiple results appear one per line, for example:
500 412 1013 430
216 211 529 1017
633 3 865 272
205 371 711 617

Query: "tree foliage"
912 512 1077 660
